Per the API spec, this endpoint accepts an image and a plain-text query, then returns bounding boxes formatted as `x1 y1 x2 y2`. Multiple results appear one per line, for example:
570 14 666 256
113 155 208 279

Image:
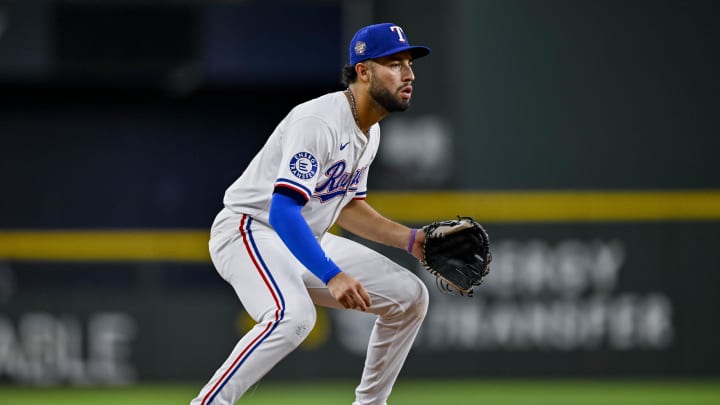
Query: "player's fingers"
351 290 369 312
339 291 358 310
358 287 371 310
353 297 366 311
340 295 353 309
346 291 361 310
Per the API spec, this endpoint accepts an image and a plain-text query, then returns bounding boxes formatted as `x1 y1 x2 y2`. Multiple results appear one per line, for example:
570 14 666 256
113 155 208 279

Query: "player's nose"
403 65 415 82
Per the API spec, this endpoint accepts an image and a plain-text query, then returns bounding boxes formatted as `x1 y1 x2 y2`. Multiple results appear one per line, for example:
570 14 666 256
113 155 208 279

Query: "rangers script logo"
314 160 367 202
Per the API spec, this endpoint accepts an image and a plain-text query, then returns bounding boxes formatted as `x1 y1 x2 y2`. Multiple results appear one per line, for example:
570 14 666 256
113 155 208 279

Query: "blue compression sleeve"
269 191 341 284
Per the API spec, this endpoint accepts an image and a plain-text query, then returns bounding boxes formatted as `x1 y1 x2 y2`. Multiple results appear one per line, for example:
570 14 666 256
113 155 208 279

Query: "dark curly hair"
341 64 357 87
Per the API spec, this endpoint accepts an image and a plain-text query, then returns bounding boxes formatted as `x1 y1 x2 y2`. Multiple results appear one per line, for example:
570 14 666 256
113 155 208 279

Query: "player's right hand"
327 272 372 311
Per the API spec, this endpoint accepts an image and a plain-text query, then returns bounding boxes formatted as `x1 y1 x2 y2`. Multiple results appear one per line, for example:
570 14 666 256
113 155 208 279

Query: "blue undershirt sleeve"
269 190 341 284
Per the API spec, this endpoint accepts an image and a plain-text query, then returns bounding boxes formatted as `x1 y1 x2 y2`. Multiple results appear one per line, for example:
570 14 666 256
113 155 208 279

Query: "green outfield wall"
1 195 719 384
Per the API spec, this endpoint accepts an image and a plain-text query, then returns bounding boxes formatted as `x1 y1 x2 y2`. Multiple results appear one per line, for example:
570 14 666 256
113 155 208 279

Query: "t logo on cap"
349 22 431 66
390 25 407 42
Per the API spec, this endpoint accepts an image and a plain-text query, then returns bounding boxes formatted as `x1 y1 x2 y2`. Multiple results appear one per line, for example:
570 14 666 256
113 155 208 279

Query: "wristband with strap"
407 228 418 254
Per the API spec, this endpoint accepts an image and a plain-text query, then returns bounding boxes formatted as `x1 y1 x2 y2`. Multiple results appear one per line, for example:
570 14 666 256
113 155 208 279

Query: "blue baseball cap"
349 23 431 65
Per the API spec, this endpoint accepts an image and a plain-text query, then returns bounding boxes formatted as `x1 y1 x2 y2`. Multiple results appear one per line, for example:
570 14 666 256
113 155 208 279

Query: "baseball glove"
421 217 492 296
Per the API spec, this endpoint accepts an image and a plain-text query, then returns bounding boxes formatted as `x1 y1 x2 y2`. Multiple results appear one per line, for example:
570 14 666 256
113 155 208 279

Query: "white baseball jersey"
223 91 380 237
194 91 429 405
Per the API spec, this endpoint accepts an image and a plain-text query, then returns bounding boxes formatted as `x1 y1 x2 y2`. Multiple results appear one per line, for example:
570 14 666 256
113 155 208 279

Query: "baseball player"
191 23 431 405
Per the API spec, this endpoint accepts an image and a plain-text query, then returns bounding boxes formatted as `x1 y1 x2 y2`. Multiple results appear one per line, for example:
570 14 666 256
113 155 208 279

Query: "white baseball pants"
191 211 429 405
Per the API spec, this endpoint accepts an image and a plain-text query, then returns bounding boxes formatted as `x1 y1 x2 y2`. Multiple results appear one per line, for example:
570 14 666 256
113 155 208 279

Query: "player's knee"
279 302 316 347
391 276 429 320
413 279 430 319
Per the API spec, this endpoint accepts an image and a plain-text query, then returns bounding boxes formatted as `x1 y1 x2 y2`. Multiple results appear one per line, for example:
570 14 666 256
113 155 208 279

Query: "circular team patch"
289 152 319 180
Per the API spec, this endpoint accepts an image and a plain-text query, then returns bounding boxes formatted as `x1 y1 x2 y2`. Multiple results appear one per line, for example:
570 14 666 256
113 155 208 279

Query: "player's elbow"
269 190 306 231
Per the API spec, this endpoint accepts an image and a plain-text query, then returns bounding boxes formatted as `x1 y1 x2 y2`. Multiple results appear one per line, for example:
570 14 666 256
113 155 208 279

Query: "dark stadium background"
1 1 718 398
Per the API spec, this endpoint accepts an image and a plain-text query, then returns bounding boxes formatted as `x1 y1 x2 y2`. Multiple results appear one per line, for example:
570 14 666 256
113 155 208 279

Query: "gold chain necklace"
345 88 360 129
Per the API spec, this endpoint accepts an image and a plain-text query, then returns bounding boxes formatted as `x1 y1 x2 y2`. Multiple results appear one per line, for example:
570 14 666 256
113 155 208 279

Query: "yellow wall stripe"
0 190 719 262
0 230 210 262
367 190 720 223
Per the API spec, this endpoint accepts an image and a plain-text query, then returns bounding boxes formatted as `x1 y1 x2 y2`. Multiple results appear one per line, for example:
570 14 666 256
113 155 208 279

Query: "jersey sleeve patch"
289 152 319 180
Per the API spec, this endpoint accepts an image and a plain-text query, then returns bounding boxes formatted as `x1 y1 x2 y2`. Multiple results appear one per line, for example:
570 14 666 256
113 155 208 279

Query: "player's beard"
369 76 410 113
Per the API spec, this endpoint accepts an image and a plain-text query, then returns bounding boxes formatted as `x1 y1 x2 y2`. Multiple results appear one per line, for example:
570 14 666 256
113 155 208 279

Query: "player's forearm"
336 199 413 250
269 192 341 284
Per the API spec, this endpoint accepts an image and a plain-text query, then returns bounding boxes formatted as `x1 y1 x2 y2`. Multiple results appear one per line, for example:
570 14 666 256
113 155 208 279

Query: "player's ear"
355 62 371 83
